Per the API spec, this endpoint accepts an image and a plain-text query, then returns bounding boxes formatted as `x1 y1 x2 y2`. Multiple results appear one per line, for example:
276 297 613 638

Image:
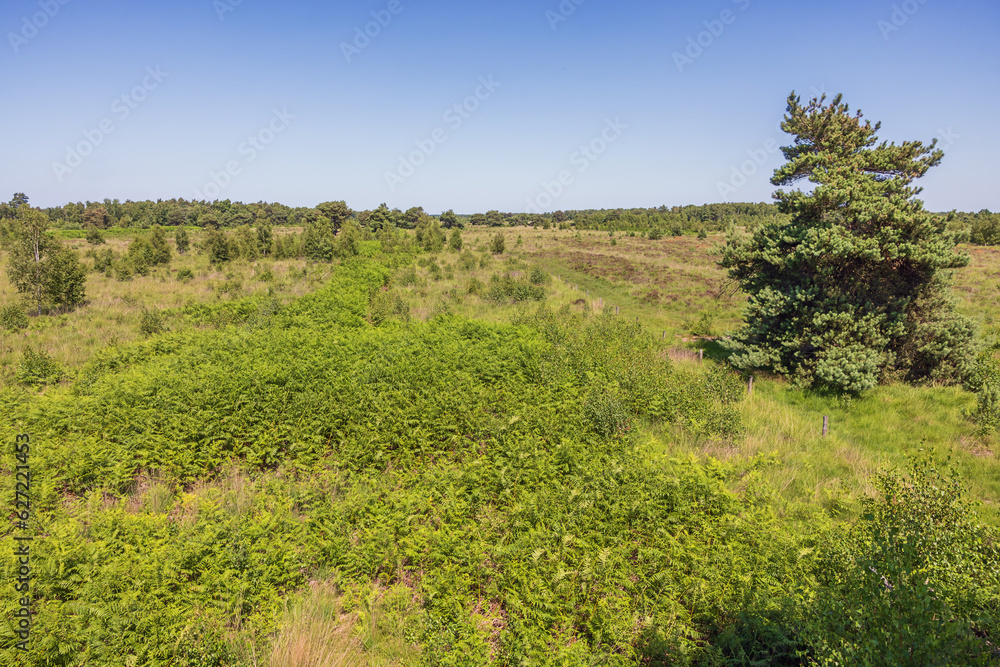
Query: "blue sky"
2 0 997 213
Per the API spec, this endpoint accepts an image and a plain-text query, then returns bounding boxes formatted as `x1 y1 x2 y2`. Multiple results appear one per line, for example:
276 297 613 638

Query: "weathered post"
823 415 829 437
748 376 754 396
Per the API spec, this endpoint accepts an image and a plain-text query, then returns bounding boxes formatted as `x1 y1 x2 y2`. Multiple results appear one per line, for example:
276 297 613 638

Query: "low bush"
0 302 29 330
139 308 167 337
15 347 63 386
486 273 545 304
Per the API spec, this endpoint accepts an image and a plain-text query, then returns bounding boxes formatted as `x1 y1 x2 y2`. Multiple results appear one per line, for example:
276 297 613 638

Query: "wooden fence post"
748 376 754 396
823 415 829 437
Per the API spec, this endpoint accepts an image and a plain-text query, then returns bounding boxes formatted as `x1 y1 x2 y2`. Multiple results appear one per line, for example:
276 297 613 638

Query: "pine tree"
721 93 974 393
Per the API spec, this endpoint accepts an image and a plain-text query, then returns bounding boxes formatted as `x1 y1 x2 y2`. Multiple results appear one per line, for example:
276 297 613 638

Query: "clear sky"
2 0 997 213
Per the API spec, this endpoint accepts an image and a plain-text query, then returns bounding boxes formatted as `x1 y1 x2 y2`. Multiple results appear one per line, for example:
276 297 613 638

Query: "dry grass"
269 582 367 667
0 230 319 386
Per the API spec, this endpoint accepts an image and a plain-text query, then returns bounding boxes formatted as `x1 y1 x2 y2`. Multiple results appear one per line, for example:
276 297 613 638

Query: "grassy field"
1 224 998 664
0 231 320 384
414 226 1000 521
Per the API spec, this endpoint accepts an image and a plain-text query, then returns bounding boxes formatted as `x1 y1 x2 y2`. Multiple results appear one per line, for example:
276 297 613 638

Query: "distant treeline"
0 198 789 234
1 197 995 242
953 209 1000 245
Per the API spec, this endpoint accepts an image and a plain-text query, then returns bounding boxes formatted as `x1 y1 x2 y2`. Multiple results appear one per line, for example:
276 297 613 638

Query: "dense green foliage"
15 347 63 386
6 207 87 314
1 251 998 664
804 457 1000 665
722 93 975 394
0 302 29 331
962 210 1000 246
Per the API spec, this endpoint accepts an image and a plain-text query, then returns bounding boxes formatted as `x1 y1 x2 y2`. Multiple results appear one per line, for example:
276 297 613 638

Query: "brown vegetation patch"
640 289 661 304
958 436 995 459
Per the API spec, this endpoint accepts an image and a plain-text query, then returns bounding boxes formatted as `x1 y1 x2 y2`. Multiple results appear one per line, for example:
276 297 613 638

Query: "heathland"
1 214 998 665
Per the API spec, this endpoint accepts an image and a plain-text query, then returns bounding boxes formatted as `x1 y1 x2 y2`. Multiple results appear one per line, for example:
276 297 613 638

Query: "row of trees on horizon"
1 193 998 243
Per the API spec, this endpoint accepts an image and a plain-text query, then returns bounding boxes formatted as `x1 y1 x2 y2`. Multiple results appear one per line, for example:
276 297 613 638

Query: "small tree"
175 227 190 254
721 93 974 393
85 226 106 245
204 229 234 264
448 228 463 252
7 207 87 314
83 205 111 229
256 220 273 256
415 216 445 252
489 231 506 255
302 213 335 261
149 225 172 265
315 201 352 233
440 209 462 229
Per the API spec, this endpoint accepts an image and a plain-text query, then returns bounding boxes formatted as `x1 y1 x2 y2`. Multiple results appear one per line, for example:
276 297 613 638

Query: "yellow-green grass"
0 230 317 386
409 227 1000 524
6 224 1000 526
452 226 743 339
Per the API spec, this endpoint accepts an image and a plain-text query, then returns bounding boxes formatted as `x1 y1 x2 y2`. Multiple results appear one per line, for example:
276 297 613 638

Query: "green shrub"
583 389 632 439
0 302 29 330
489 231 506 255
86 226 105 245
369 287 410 326
397 265 418 286
16 347 63 386
528 266 549 286
457 250 477 271
175 226 190 254
427 261 442 281
176 267 195 282
803 456 1000 665
93 248 115 274
448 228 463 252
215 278 243 296
139 308 167 337
485 273 545 304
685 309 717 337
114 261 133 282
